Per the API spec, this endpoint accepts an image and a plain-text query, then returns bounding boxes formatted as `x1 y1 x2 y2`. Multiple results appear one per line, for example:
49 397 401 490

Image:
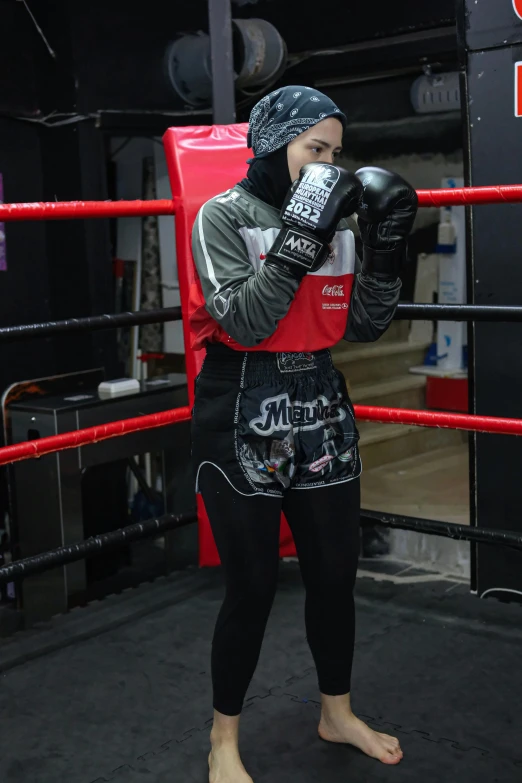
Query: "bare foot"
208 744 254 783
318 712 403 765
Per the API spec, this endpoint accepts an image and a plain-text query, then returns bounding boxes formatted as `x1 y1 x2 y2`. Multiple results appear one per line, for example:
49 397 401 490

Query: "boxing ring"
0 126 522 783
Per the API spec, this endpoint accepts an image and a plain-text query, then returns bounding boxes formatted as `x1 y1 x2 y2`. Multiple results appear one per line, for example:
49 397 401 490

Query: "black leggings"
199 464 361 716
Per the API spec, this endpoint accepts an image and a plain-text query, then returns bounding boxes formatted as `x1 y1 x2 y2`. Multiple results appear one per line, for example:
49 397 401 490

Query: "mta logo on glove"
277 228 323 268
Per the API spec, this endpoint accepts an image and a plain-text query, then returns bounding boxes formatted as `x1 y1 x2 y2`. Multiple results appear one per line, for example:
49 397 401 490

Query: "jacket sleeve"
192 198 300 347
344 253 402 342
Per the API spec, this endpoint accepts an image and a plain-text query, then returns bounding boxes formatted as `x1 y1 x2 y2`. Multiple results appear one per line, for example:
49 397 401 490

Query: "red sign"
516 62 522 117
514 0 522 20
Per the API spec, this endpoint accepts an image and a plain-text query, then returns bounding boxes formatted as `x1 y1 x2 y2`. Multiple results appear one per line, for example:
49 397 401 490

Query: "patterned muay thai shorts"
191 343 361 497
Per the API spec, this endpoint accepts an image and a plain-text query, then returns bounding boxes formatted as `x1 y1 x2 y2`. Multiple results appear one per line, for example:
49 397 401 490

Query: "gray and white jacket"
190 184 401 351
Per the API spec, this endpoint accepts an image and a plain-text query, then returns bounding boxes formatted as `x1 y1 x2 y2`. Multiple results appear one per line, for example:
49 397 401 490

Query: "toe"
382 740 403 764
379 733 401 753
382 750 402 765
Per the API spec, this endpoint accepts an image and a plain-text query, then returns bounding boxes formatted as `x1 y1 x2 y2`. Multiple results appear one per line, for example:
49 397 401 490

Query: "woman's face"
286 117 344 182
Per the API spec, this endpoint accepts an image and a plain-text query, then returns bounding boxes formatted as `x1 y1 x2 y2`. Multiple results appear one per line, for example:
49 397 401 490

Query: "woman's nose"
319 152 335 164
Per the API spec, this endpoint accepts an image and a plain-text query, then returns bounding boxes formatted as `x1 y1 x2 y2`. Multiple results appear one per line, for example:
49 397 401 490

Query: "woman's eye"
312 147 322 154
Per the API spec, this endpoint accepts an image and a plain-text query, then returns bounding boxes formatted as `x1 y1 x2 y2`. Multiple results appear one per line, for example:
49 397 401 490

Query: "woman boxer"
191 85 418 783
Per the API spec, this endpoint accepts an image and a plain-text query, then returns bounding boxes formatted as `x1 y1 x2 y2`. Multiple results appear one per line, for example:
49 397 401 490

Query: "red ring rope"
0 404 520 468
354 405 522 435
0 184 522 221
416 184 522 206
0 406 191 467
0 199 179 221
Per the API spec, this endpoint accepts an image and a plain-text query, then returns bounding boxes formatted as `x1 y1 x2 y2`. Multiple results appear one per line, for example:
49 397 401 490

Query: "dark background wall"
0 0 49 380
49 0 458 115
0 0 118 387
0 1 39 117
0 120 53 379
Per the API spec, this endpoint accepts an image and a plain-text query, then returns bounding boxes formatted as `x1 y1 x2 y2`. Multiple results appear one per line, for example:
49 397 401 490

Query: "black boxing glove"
355 166 418 281
265 163 363 280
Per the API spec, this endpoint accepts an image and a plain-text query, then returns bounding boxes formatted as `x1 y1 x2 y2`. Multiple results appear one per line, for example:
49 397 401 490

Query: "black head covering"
238 85 347 210
238 146 292 210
